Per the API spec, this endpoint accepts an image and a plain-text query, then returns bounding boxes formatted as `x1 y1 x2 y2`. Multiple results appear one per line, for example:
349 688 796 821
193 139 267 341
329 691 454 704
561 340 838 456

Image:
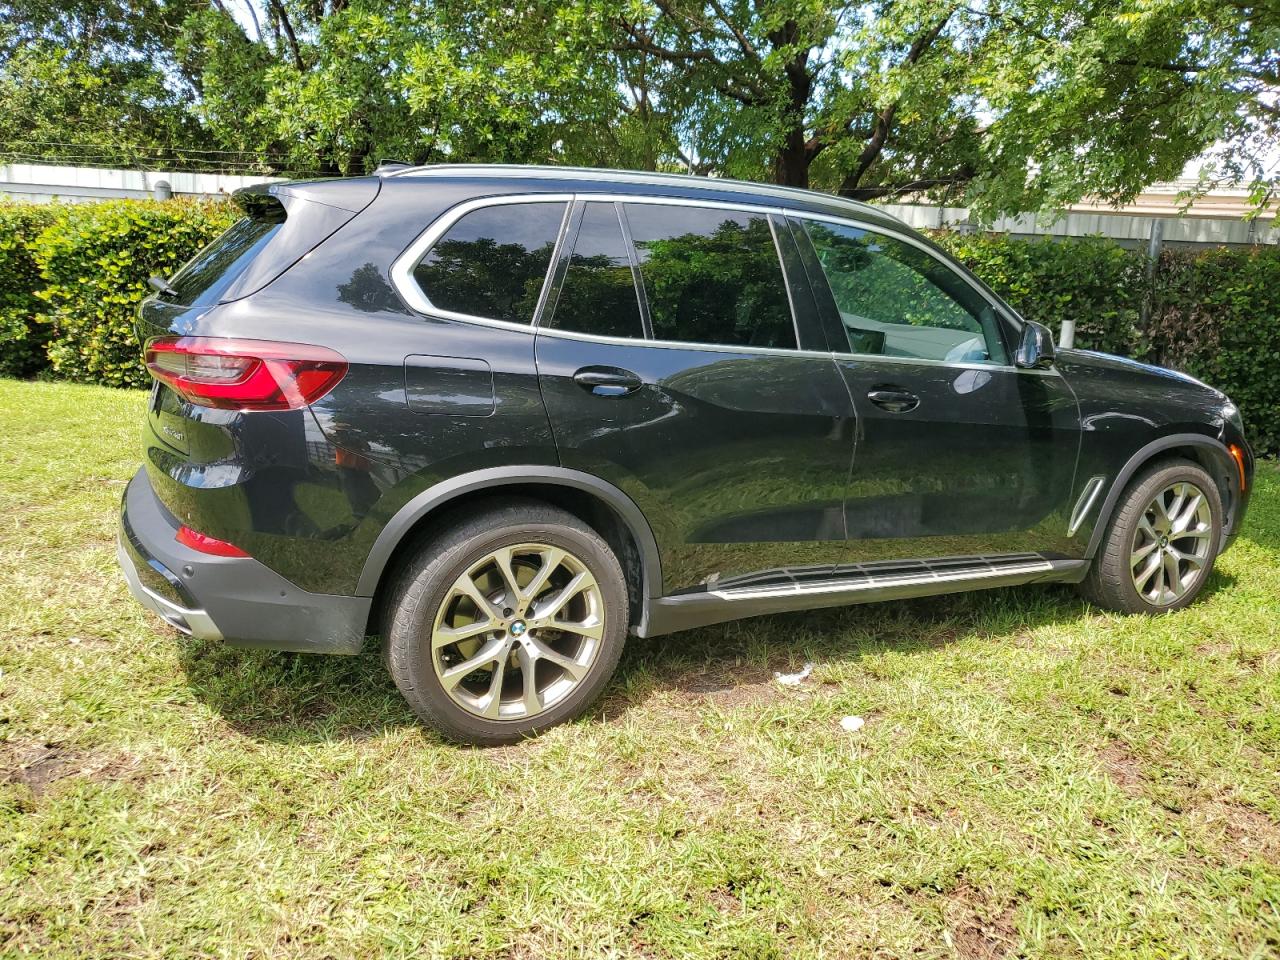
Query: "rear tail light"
145 336 347 411
176 525 250 558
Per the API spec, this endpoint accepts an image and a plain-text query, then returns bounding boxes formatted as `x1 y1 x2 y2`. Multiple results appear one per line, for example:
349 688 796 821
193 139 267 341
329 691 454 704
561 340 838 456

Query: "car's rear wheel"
384 500 628 745
1078 458 1223 614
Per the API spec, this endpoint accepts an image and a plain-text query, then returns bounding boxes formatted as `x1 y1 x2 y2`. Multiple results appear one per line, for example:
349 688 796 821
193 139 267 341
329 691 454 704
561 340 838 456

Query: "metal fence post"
1139 218 1164 329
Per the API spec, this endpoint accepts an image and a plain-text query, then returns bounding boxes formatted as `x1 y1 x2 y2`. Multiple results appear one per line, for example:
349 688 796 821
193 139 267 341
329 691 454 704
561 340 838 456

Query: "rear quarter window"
411 201 568 324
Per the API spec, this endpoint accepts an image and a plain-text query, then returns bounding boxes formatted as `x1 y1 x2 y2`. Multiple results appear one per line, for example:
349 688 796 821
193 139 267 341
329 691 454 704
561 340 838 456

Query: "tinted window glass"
802 220 1006 364
547 202 643 339
167 215 282 307
414 202 566 324
624 204 795 349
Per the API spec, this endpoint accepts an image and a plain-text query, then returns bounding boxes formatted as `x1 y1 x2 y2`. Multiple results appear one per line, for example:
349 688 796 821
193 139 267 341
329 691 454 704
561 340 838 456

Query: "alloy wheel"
430 543 606 721
1129 481 1213 606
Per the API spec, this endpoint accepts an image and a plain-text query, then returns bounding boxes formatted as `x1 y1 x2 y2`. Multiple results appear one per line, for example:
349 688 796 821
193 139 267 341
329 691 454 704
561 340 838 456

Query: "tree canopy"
1 0 1276 217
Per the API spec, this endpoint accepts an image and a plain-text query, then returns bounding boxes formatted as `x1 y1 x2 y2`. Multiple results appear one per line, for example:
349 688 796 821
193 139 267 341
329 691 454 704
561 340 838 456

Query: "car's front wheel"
384 500 628 745
1078 458 1223 614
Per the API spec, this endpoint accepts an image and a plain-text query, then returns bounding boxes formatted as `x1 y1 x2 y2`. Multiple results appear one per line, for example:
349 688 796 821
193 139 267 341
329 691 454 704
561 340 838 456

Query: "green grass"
1 377 1278 959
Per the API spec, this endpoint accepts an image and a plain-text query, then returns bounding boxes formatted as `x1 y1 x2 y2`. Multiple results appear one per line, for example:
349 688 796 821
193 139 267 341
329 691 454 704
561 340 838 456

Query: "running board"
638 556 1088 638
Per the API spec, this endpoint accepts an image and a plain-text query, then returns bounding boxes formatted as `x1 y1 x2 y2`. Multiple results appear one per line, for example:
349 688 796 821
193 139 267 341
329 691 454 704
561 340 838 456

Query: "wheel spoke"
1150 493 1171 527
491 546 524 604
1133 551 1162 591
1173 495 1202 533
433 617 499 649
1138 515 1159 541
540 618 605 641
1131 539 1159 564
1165 549 1185 595
455 572 503 621
1165 485 1187 529
1173 526 1212 542
480 656 508 718
439 636 507 690
534 570 596 620
1169 546 1204 569
527 636 589 681
515 643 542 715
522 547 565 603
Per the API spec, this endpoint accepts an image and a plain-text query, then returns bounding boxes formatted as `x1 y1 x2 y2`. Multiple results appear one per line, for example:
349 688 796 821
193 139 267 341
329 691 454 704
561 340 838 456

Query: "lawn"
1 377 1278 960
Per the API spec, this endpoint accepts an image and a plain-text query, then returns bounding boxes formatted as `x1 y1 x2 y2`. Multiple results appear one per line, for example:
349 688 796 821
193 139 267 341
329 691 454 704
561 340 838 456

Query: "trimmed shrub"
934 231 1143 356
33 198 237 387
1145 246 1280 455
0 203 60 377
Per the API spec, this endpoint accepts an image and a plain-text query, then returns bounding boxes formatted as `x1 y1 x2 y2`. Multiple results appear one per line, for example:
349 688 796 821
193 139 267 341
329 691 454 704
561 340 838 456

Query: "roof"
385 163 905 230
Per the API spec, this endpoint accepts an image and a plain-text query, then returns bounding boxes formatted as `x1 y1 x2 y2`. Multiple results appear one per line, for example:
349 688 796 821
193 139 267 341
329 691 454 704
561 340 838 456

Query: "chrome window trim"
389 193 574 332
388 191 1059 376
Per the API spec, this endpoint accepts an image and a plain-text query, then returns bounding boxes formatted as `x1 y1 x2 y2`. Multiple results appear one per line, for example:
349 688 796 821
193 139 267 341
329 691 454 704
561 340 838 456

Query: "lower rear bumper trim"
118 537 224 641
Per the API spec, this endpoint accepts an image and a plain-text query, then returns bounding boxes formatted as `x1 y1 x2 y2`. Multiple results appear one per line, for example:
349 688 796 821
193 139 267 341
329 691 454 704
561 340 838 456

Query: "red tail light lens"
176 525 250 558
145 336 347 411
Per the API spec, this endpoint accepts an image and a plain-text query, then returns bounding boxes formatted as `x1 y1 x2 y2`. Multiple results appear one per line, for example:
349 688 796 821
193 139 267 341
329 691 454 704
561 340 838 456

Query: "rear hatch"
138 177 380 456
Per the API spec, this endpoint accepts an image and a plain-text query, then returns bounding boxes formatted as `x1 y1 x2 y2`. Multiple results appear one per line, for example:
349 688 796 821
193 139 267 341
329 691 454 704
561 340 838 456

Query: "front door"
535 199 856 595
789 215 1080 563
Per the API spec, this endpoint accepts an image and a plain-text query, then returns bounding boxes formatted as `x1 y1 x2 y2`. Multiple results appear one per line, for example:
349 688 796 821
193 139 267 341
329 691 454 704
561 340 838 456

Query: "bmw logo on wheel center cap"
509 620 528 637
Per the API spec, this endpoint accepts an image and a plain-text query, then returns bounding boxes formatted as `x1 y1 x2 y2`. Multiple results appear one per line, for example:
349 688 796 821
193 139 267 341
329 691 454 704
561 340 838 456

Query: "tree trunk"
774 127 810 188
770 22 813 189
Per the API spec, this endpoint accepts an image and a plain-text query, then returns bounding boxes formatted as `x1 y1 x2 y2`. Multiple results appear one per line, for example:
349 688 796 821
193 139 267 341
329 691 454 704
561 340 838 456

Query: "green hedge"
938 231 1280 454
0 204 59 377
33 199 237 387
935 232 1143 358
1145 247 1280 455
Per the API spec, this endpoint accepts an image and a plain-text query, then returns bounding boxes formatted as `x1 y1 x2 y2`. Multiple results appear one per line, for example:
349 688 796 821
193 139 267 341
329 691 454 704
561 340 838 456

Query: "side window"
545 202 643 339
412 201 566 324
801 220 1007 364
624 203 796 350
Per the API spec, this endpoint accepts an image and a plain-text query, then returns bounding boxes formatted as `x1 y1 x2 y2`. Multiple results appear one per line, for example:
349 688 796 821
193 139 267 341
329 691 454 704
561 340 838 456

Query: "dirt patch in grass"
945 885 1018 959
0 739 142 796
1189 798 1280 864
1098 739 1144 793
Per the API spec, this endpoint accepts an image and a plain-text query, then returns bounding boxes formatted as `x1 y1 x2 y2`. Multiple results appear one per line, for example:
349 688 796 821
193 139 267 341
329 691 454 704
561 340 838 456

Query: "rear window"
160 187 369 307
166 216 283 307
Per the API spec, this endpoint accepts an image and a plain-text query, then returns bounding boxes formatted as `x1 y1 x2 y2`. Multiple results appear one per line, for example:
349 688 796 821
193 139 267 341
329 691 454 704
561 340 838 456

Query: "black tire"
384 499 628 745
1078 458 1223 614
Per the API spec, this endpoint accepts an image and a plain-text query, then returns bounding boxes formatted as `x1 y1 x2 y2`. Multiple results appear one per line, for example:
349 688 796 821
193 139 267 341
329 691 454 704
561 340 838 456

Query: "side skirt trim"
638 557 1088 638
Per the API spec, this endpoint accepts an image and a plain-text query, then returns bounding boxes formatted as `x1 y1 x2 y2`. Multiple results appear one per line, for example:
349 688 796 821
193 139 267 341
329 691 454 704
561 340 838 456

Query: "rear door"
535 198 856 595
789 215 1080 562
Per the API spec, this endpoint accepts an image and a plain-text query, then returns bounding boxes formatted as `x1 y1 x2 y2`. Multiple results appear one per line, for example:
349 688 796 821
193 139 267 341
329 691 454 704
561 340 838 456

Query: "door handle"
573 366 643 397
867 388 920 413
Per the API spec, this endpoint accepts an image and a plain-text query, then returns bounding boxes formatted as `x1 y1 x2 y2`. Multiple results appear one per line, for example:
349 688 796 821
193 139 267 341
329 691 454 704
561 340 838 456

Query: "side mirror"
1014 321 1056 370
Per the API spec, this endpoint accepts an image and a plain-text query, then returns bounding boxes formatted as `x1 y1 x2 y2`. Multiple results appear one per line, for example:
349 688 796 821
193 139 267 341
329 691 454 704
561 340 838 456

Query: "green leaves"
26 199 237 389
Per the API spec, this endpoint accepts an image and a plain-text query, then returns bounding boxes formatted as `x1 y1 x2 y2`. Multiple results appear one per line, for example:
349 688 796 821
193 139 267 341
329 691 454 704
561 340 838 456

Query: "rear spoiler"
231 176 382 216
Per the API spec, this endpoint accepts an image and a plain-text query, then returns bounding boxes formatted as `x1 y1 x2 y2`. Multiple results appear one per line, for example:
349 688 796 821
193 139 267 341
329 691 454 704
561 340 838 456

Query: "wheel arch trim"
356 466 663 603
1085 432 1237 558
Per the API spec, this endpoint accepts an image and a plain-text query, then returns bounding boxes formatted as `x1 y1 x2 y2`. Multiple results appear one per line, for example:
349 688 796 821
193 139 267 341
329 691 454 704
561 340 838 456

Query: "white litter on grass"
839 715 866 733
774 662 814 686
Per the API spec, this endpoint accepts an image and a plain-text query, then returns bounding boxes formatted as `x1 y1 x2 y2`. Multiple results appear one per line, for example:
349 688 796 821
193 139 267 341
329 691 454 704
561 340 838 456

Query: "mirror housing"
1014 321 1057 370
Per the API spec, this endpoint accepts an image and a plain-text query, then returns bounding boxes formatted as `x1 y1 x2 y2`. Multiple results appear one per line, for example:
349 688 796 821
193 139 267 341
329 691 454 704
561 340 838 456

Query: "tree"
608 0 1280 216
0 0 215 168
178 0 637 175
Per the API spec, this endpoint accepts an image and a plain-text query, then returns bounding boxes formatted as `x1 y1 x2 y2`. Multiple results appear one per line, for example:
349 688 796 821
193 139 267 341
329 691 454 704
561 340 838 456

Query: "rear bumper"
117 468 371 654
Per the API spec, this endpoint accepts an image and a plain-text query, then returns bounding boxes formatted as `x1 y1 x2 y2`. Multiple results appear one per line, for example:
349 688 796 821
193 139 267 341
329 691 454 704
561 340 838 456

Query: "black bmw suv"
119 165 1254 744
